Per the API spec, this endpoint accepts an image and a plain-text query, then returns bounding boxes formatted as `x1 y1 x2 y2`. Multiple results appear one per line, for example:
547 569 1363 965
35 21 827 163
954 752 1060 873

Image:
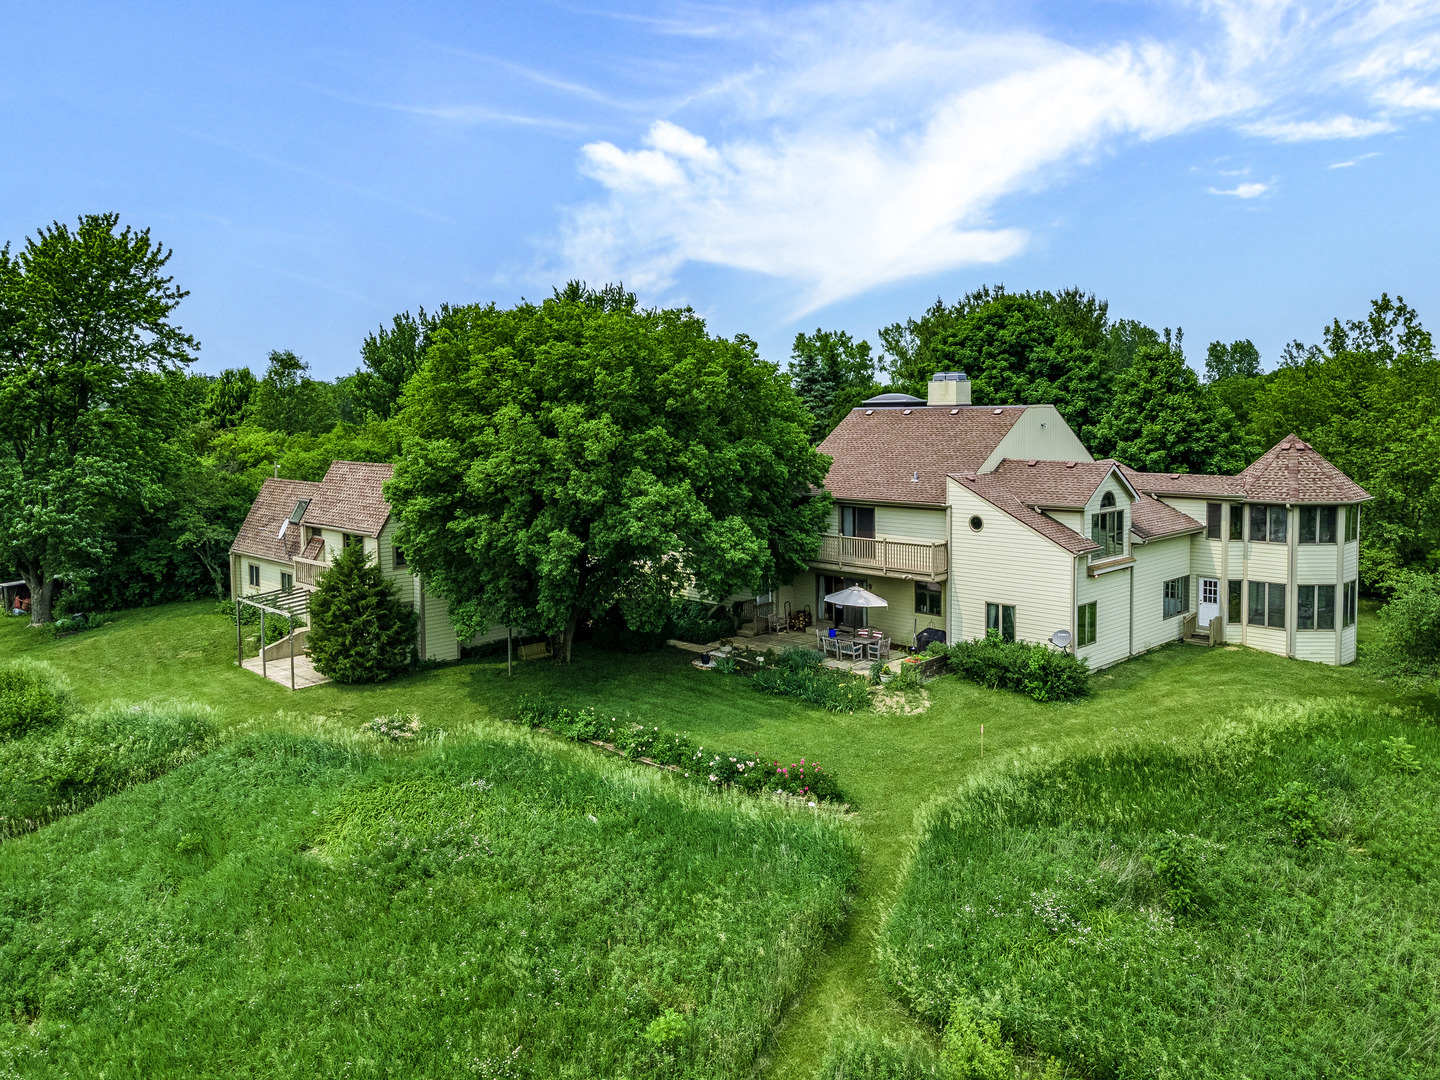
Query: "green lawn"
1 601 1433 1078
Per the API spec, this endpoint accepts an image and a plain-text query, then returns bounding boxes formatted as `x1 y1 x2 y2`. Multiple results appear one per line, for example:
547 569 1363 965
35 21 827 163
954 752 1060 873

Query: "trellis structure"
236 588 312 691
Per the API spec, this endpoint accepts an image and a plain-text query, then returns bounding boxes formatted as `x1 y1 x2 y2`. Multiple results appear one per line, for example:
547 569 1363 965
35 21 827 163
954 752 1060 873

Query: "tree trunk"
558 608 584 663
24 572 56 626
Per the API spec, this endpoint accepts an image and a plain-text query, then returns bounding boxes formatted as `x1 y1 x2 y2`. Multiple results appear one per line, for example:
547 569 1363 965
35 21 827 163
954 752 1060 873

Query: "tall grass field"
877 701 1440 1078
0 727 858 1079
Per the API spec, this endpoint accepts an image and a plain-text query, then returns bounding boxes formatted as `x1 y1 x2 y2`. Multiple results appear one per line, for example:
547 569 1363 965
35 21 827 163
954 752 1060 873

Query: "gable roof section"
951 472 1099 556
987 458 1136 508
1237 434 1371 503
1130 495 1205 542
231 478 323 563
1118 466 1246 498
818 405 1028 505
302 461 396 535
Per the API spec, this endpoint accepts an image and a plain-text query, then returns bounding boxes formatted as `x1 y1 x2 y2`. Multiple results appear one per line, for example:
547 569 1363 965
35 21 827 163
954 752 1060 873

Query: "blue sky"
4 1 1439 379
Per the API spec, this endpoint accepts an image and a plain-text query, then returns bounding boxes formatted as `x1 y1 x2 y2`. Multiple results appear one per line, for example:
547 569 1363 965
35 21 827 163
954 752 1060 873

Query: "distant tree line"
2 215 1436 635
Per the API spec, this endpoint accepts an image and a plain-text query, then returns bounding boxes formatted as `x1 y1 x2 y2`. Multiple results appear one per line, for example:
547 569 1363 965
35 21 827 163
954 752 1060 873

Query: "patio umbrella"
822 585 888 608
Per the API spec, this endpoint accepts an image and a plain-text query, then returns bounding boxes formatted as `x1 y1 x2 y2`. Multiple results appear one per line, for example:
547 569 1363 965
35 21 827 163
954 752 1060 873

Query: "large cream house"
229 460 502 661
774 372 1369 667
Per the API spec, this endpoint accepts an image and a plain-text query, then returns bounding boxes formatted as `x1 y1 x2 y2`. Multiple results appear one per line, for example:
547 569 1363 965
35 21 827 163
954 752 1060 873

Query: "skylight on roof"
288 499 310 525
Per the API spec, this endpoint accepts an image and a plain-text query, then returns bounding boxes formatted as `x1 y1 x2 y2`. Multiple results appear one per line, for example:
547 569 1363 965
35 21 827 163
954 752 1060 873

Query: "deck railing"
294 555 328 588
809 533 948 580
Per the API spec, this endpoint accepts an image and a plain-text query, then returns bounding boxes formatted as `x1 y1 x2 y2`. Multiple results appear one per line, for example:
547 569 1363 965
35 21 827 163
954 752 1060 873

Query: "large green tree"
388 282 831 662
0 214 196 624
200 367 257 429
930 292 1113 445
1090 340 1242 474
350 308 455 422
789 328 877 441
1249 295 1440 589
249 349 338 435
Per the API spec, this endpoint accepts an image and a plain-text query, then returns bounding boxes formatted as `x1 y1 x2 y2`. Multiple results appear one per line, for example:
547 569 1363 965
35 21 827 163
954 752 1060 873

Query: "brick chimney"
927 371 971 406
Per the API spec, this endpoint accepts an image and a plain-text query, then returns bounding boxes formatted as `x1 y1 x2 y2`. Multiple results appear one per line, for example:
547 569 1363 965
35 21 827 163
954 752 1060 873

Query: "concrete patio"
241 652 331 689
669 630 913 676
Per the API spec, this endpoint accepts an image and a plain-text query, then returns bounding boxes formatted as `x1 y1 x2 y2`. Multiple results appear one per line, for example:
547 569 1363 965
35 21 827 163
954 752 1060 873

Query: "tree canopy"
789 328 877 441
350 307 455 422
1091 339 1242 474
0 214 196 624
387 283 831 661
929 292 1112 445
1250 295 1440 588
249 350 338 435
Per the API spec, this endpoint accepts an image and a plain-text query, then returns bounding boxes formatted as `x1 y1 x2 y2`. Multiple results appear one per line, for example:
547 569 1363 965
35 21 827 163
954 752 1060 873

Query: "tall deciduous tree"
388 282 831 662
789 328 877 441
1090 339 1241 474
201 367 257 429
351 308 454 422
0 214 196 624
1249 295 1440 589
931 292 1112 445
249 349 338 435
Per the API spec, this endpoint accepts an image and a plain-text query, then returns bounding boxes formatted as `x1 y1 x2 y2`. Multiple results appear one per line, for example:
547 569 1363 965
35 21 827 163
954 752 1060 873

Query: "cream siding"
1294 630 1339 663
1242 541 1289 583
1048 510 1083 534
1342 541 1359 582
1165 498 1210 527
1246 625 1288 658
235 555 292 598
1296 545 1342 581
1130 536 1192 653
1190 536 1223 577
1340 623 1357 664
1075 561 1131 670
875 505 947 541
978 405 1092 471
947 478 1073 645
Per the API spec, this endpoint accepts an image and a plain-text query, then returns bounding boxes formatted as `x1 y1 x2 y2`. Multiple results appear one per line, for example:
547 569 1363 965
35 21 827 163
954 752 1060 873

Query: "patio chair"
838 638 866 662
874 636 891 661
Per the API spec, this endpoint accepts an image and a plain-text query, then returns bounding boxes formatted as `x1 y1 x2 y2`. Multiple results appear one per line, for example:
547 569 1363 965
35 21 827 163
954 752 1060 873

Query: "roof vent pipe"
927 371 971 407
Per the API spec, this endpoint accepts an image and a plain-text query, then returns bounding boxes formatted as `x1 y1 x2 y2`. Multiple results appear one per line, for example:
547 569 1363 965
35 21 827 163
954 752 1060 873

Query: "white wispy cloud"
555 1 1440 312
1210 181 1271 197
1242 114 1395 140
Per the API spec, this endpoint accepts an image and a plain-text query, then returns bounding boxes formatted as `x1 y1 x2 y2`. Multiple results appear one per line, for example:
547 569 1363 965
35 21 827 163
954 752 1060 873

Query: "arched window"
1092 491 1124 557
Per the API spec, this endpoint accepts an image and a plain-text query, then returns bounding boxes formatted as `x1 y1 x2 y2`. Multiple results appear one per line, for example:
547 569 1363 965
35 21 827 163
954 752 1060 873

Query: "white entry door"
1198 578 1220 624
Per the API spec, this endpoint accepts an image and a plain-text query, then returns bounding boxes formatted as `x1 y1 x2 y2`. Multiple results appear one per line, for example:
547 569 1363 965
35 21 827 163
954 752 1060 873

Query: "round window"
969 515 984 531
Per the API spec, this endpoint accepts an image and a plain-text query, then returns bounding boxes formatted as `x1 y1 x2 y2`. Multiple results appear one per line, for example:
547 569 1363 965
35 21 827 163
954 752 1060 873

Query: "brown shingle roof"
1237 434 1371 503
818 405 1029 505
1118 466 1246 498
951 472 1099 556
987 458 1135 508
230 478 323 562
1130 495 1205 541
303 461 395 535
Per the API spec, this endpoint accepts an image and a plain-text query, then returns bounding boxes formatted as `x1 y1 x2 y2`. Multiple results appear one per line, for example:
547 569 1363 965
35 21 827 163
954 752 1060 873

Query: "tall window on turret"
1091 492 1125 558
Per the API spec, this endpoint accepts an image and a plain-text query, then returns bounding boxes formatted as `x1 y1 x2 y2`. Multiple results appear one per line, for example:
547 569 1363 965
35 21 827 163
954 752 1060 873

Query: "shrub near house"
306 542 418 683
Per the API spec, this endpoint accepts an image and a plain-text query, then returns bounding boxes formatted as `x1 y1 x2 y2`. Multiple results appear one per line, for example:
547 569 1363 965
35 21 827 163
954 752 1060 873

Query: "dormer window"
1091 491 1125 558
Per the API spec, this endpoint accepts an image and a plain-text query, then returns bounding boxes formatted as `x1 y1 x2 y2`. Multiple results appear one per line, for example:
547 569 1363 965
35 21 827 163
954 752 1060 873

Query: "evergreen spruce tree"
306 542 418 683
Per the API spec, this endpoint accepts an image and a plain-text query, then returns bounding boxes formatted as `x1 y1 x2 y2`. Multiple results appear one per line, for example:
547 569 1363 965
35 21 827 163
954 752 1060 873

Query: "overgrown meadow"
877 700 1440 1079
0 723 858 1079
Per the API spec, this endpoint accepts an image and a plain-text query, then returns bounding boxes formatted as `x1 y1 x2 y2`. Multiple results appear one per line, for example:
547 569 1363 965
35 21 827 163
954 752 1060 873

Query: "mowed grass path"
2 602 1431 1077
